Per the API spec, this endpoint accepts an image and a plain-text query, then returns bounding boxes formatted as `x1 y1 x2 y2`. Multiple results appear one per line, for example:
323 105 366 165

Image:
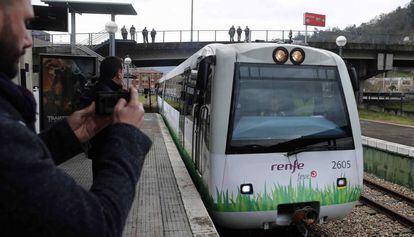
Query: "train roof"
158 43 339 83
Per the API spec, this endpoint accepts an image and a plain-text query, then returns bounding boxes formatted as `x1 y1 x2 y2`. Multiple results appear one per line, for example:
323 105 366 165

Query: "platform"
58 113 218 237
360 120 414 147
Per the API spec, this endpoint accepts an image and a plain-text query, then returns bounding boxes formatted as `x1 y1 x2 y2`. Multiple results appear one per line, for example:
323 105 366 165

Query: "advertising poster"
40 54 96 130
303 12 326 27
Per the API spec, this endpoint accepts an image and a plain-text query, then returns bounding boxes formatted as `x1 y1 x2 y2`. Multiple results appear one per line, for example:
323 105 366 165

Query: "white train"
157 43 363 229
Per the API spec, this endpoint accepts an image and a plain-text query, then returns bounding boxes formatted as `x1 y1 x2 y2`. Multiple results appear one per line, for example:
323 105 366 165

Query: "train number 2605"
331 160 351 169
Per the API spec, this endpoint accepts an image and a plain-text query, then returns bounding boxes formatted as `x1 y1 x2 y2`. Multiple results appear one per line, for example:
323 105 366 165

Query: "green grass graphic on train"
214 181 362 212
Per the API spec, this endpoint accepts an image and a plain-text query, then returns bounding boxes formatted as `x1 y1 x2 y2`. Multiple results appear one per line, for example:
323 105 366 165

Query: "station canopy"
41 0 137 15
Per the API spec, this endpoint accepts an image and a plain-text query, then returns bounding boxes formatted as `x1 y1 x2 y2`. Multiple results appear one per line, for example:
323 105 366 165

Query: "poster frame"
39 54 97 130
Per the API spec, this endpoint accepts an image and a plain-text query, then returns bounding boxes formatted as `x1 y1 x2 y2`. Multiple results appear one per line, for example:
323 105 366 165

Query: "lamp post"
190 0 194 42
105 21 118 56
149 73 152 110
336 36 347 57
124 56 132 88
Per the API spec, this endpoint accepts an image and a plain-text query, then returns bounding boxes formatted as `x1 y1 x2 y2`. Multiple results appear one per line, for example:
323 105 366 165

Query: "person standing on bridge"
229 25 235 42
142 27 148 43
151 28 157 43
0 0 152 236
130 25 136 41
244 26 250 42
121 25 128 40
237 26 242 42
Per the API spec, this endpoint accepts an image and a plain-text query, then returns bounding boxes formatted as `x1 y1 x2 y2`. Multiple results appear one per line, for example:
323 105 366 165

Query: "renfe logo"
271 160 305 173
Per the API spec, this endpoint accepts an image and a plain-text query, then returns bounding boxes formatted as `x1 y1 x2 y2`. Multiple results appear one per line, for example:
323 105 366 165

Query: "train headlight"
273 47 289 64
240 184 253 195
337 178 347 189
290 48 305 65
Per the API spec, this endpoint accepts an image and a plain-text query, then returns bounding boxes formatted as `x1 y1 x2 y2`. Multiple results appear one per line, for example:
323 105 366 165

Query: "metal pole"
127 65 130 88
339 46 343 57
149 74 152 110
191 0 193 42
305 25 308 44
110 14 116 56
71 12 76 53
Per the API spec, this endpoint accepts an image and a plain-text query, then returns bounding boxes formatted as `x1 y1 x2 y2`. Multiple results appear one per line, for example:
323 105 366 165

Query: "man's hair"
99 56 123 81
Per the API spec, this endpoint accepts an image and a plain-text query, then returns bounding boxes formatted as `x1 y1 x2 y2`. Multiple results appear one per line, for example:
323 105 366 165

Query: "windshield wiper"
231 132 351 154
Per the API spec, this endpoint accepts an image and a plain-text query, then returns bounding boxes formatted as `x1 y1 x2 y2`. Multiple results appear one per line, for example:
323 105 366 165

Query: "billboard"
28 5 68 32
304 12 326 27
40 54 96 130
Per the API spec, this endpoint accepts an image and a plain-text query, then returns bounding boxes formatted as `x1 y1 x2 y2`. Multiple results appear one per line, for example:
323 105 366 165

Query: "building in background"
130 68 163 92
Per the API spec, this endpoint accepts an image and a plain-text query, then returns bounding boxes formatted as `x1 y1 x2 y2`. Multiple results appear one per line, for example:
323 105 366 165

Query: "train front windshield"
227 63 354 154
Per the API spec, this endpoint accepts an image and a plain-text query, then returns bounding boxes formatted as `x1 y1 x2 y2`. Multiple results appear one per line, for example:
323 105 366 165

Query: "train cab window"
227 63 354 154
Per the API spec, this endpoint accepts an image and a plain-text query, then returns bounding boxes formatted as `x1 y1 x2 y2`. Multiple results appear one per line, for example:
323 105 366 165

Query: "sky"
32 0 411 34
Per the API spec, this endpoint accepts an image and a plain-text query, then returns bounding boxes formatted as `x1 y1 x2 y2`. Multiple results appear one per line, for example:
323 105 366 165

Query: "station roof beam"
41 0 137 55
41 0 137 15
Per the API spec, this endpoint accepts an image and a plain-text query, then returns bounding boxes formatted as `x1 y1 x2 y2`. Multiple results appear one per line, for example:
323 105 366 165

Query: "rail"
32 29 414 47
360 177 414 229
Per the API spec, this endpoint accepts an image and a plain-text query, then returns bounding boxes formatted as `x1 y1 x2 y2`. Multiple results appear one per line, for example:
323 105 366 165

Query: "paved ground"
360 120 414 147
59 114 193 237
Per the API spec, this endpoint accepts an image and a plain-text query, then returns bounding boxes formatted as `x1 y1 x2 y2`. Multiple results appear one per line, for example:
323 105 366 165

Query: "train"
157 43 363 229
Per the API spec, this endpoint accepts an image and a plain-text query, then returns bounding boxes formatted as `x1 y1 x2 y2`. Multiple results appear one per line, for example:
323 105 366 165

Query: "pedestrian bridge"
92 39 414 80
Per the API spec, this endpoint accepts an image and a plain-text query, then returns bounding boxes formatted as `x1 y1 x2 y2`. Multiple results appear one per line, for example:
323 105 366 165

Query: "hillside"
307 1 414 44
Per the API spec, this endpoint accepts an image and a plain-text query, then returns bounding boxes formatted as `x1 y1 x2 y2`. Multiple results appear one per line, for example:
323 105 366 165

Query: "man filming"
0 0 151 236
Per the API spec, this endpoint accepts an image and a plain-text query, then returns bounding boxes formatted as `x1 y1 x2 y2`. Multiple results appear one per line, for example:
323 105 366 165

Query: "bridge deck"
58 113 217 237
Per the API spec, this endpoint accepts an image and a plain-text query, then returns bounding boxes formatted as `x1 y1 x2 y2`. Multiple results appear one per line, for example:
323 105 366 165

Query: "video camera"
95 91 130 115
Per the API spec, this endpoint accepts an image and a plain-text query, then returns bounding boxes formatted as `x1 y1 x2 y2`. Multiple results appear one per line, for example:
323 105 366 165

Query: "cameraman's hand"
112 88 144 129
67 102 112 143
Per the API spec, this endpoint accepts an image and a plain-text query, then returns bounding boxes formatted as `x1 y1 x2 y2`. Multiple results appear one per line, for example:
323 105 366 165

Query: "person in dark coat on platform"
229 25 235 42
79 56 126 109
130 25 136 41
237 26 242 42
142 27 148 43
0 1 152 236
150 28 157 43
244 26 250 42
121 25 128 40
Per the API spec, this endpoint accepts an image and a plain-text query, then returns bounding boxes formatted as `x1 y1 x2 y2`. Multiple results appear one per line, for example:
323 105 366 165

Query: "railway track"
360 178 414 229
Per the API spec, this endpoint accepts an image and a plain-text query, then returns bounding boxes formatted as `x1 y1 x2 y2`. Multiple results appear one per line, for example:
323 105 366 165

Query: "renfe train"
157 43 363 229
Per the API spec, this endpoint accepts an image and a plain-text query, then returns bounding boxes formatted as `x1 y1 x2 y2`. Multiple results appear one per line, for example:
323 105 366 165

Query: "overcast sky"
32 0 411 33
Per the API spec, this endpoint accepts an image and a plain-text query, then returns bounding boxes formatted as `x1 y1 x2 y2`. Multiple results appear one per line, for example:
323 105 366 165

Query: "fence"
362 92 414 117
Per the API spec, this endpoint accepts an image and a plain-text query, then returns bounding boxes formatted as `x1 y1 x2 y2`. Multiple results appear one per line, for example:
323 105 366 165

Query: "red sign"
304 12 326 27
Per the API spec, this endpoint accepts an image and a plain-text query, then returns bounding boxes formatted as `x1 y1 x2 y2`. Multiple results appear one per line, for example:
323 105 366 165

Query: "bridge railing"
132 30 304 43
362 92 414 117
32 29 414 47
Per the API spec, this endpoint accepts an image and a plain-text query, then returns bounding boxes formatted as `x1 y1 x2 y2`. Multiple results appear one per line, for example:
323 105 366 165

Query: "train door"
193 56 215 174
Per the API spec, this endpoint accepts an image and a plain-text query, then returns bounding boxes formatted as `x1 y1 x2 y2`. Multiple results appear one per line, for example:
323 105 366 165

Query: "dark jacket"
79 79 123 110
0 75 152 236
